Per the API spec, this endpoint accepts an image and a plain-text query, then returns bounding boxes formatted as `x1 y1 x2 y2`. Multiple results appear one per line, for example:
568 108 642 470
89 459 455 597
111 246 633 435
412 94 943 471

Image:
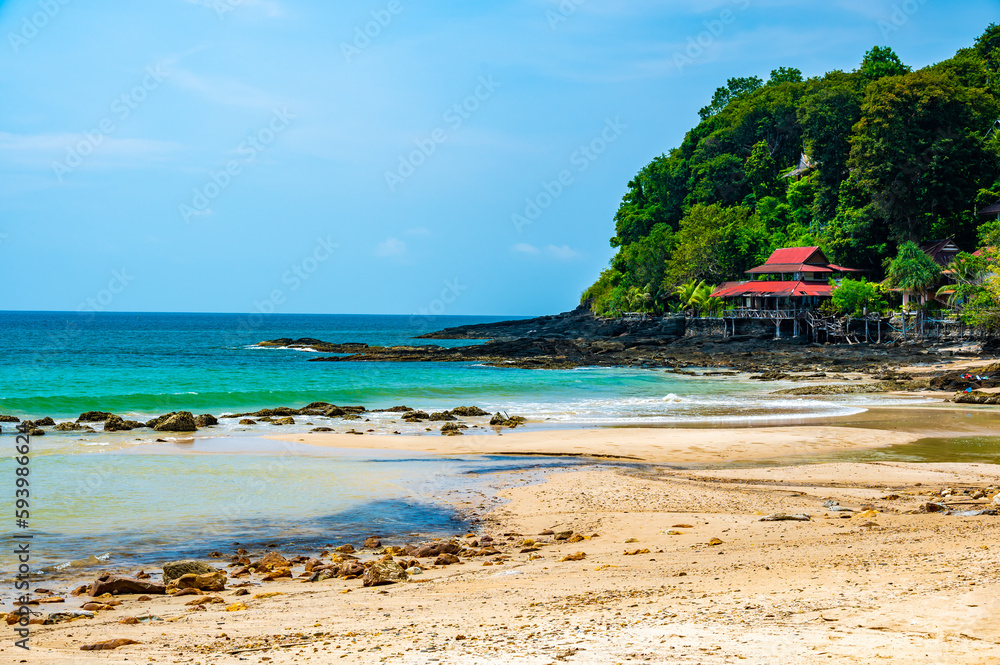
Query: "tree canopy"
584 28 1000 318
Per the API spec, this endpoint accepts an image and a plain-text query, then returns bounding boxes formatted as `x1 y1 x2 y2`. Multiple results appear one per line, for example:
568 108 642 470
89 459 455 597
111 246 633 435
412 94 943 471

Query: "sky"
0 0 996 316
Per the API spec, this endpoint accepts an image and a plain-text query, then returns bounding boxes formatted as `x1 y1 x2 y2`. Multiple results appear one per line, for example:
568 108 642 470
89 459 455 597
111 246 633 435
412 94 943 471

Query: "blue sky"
0 0 995 316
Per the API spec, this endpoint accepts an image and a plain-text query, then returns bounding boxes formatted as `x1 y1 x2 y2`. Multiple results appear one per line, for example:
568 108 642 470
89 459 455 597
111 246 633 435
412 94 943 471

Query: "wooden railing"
723 308 804 320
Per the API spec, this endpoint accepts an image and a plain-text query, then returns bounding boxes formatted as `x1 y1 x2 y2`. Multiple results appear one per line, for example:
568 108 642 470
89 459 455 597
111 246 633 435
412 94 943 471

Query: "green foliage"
830 279 887 316
768 67 803 85
883 241 941 296
698 76 764 120
583 26 1000 327
859 46 910 81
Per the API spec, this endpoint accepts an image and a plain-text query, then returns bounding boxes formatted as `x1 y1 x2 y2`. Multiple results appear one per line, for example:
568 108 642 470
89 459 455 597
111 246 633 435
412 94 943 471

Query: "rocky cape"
259 305 991 373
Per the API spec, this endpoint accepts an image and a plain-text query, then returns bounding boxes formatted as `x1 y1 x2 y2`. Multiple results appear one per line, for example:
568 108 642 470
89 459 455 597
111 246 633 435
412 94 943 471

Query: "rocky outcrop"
0 415 21 423
174 571 226 592
104 415 144 432
78 411 114 423
149 412 197 432
954 390 1000 405
162 560 219 586
194 414 218 427
450 406 489 417
88 574 166 596
55 421 92 432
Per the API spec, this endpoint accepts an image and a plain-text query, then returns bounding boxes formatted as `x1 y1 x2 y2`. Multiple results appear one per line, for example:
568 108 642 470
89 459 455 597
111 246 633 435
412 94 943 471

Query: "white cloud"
375 236 407 257
513 243 541 254
546 244 580 260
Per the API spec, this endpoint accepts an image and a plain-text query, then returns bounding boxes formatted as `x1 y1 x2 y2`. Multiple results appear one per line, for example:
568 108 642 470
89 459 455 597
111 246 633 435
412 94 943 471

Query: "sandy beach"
11 418 1000 664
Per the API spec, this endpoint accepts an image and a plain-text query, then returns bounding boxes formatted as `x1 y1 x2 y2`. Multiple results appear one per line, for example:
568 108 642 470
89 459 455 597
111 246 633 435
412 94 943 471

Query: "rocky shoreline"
258 305 997 373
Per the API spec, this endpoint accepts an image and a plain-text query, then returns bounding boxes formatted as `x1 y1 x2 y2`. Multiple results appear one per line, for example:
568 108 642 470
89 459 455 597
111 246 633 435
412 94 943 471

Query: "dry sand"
12 442 1000 663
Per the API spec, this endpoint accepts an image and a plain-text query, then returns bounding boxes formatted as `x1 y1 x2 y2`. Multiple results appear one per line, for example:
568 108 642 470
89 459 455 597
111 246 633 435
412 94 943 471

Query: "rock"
434 553 459 565
708 538 724 546
175 571 226 592
554 531 573 541
29 428 45 436
25 417 55 427
195 414 218 427
363 537 382 549
311 427 333 432
0 415 21 423
81 602 116 611
271 416 295 425
89 574 166 597
402 411 429 422
568 534 585 543
362 559 409 587
78 411 113 422
412 541 461 558
406 566 423 575
489 413 526 427
335 544 355 554
151 412 198 432
258 551 290 569
336 561 365 579
186 596 225 606
104 415 135 432
238 419 257 425
623 549 650 556
44 611 94 624
428 411 457 421
261 568 291 581
451 406 489 417
538 530 554 536
441 422 464 436
760 513 811 521
559 552 586 562
172 588 202 597
80 638 141 651
162 561 218 586
54 421 87 431
993 494 1000 507
226 602 247 612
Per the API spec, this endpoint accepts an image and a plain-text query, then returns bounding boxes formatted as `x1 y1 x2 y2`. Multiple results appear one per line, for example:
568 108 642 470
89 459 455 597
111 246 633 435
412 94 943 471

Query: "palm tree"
884 241 941 308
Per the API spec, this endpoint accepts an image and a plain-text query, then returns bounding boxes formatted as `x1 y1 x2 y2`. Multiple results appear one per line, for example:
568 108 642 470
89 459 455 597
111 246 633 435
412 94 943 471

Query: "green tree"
768 67 803 85
698 76 764 120
744 140 778 200
859 46 910 81
663 204 769 286
883 241 941 306
831 278 887 316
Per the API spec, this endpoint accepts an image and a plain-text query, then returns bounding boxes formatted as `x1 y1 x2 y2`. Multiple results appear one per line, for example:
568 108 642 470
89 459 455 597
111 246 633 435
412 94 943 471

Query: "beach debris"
172 588 203 597
186 596 225 606
708 538 724 546
162 560 219 586
760 513 811 522
43 610 94 624
664 530 683 536
853 510 879 519
559 552 586 562
89 574 166 597
672 524 694 529
623 549 651 556
538 529 555 536
949 508 997 517
920 502 948 513
175 571 226 592
231 588 249 596
120 616 140 624
568 534 585 543
194 414 218 427
80 638 140 651
554 531 574 541
225 602 247 612
362 559 409 587
406 567 423 575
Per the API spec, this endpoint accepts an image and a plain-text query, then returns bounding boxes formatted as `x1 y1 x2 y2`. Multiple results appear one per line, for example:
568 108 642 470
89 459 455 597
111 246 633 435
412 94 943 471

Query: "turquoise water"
0 311 937 591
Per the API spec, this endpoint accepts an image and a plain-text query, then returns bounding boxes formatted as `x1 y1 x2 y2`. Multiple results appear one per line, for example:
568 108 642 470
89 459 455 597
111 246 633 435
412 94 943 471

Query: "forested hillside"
583 25 1000 317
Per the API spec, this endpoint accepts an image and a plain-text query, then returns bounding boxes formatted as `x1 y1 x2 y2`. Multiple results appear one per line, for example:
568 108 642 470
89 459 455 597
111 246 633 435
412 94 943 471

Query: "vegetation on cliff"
583 25 1000 324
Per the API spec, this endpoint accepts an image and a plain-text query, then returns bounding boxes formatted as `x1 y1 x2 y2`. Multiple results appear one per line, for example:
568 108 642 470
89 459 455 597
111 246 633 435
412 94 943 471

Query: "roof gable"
765 246 826 266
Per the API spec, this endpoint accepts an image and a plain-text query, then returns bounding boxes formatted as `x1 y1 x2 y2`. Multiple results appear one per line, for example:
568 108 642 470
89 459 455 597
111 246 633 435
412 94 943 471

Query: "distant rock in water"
194 414 218 427
78 411 114 423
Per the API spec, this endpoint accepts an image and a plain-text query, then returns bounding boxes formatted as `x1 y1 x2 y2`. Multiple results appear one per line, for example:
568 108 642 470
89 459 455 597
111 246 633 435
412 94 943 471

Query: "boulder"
363 536 382 549
151 412 197 432
89 574 166 597
337 561 365 578
311 427 333 432
450 406 489 417
271 416 295 425
238 419 257 425
174 571 226 592
0 415 21 423
195 414 218 427
402 411 429 422
434 553 459 565
78 411 113 423
54 421 87 431
441 422 464 436
258 551 290 569
29 428 45 436
104 415 136 432
428 412 457 421
162 560 218 586
411 541 461 558
362 560 408 587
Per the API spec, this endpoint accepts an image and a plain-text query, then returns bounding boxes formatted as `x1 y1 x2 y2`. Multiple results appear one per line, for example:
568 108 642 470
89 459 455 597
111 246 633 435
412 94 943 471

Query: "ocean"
0 311 930 592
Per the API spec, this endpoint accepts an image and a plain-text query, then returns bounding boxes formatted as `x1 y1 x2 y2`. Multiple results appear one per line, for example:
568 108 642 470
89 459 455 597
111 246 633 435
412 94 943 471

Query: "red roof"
764 246 826 265
747 263 833 274
711 281 835 298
